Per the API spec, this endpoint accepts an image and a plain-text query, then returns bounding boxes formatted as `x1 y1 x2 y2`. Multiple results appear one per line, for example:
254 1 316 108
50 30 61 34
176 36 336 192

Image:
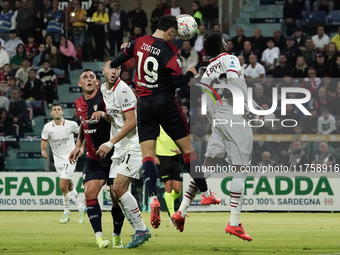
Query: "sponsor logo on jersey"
93 104 98 111
77 108 81 111
177 59 182 68
84 129 97 134
230 61 235 68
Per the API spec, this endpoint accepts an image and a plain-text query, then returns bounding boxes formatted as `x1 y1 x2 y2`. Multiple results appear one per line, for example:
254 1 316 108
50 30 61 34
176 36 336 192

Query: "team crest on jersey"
77 108 81 111
177 59 182 68
93 104 98 111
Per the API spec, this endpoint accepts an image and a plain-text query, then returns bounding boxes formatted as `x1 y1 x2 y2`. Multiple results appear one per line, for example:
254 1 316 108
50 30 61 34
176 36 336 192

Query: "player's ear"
77 81 81 87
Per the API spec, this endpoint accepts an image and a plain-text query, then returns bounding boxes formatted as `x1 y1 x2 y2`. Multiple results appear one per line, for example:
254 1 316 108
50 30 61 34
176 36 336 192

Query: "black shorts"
82 157 113 186
157 155 183 183
137 94 189 143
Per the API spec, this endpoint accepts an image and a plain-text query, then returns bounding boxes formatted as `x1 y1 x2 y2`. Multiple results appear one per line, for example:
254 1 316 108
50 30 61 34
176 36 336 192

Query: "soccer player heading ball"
110 15 221 229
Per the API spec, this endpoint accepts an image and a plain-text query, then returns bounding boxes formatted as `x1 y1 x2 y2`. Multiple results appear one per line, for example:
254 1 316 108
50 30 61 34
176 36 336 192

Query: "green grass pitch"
0 211 340 254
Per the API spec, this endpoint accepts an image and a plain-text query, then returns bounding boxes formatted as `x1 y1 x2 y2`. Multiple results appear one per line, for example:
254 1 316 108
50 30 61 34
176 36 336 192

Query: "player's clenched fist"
96 141 114 159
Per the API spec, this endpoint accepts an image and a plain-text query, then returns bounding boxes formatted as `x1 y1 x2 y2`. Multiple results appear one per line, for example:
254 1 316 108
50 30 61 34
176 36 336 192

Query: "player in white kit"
41 104 86 223
172 33 254 241
93 58 150 248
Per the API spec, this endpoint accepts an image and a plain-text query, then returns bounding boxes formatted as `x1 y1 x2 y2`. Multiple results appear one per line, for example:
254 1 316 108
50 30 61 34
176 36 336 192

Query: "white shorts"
109 150 142 179
55 163 76 180
205 116 253 166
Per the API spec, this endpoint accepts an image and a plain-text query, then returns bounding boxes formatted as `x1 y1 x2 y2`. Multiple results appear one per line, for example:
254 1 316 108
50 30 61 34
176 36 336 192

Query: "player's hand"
69 147 81 164
171 148 181 155
120 42 128 49
155 156 160 165
90 111 104 122
96 141 114 159
41 150 48 159
187 67 197 76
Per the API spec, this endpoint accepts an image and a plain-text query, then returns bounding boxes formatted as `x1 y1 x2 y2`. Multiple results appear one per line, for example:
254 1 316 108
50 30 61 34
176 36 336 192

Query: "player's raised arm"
110 40 136 68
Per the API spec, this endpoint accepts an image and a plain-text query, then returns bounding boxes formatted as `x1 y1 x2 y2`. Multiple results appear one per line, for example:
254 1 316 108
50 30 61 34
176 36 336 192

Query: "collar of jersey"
111 78 121 92
150 35 164 41
209 52 229 63
52 118 65 127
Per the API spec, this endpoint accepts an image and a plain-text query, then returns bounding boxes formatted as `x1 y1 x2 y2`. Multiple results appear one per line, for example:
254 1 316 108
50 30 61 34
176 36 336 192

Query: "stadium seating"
328 10 340 25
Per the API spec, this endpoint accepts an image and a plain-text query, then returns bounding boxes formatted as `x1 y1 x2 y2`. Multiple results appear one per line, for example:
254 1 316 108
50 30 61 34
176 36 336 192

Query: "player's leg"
109 184 125 249
163 180 174 217
62 162 86 223
59 177 71 223
110 152 151 248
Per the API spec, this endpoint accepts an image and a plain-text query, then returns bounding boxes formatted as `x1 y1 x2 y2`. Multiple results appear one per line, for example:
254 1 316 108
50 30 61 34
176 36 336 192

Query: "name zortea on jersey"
140 43 161 56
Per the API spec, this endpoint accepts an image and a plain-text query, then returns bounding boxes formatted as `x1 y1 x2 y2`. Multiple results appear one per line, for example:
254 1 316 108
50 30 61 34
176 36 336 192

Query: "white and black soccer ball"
176 14 197 40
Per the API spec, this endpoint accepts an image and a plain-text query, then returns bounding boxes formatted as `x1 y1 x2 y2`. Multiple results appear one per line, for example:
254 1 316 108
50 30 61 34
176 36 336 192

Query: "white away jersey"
101 79 140 159
202 53 250 118
41 119 79 164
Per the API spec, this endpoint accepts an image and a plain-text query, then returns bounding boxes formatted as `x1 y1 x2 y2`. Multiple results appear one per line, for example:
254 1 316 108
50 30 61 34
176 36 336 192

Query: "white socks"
63 193 70 215
119 192 146 232
69 188 84 212
229 172 247 226
178 180 198 218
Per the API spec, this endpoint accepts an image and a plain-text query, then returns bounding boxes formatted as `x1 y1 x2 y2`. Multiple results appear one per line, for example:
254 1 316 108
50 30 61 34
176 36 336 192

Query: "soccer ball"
176 14 197 40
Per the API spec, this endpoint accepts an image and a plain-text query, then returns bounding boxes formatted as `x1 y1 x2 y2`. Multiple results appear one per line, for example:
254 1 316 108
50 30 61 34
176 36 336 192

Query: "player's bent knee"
113 183 127 198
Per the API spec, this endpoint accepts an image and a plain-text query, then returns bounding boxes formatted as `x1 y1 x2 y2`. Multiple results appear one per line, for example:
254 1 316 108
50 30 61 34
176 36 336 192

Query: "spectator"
37 60 57 108
127 0 148 35
313 0 334 14
258 151 278 167
0 41 10 69
22 68 44 111
273 55 291 78
44 33 56 55
312 86 331 115
287 141 308 167
59 35 76 62
239 41 257 65
164 0 185 16
277 72 299 89
15 58 31 88
150 0 165 34
32 44 47 70
283 37 302 67
16 0 35 43
253 84 271 107
302 106 318 133
318 107 336 134
312 26 330 52
180 40 198 73
249 28 266 58
330 119 340 134
253 103 276 131
301 67 321 94
45 0 64 43
120 69 136 88
281 104 301 128
319 73 334 89
4 30 24 59
194 25 206 53
0 95 9 111
238 55 247 73
33 2 44 45
232 27 247 52
204 0 218 26
273 29 286 52
261 37 280 71
302 38 317 67
0 64 12 87
331 26 340 50
129 26 144 42
0 108 14 135
108 1 128 56
292 27 307 51
330 82 340 117
325 42 340 67
25 33 38 63
281 0 302 37
0 0 16 42
213 23 228 42
8 87 27 135
262 75 275 99
292 55 308 80
48 45 66 77
226 39 238 56
311 142 336 169
245 54 265 85
313 53 330 78
192 1 202 29
87 0 100 18
331 56 340 78
69 0 87 49
91 2 109 62
11 44 27 72
5 77 19 99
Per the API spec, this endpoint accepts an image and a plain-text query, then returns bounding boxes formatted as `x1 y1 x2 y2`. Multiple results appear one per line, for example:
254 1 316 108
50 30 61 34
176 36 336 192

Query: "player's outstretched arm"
172 68 197 88
110 50 132 68
41 140 48 159
69 125 85 164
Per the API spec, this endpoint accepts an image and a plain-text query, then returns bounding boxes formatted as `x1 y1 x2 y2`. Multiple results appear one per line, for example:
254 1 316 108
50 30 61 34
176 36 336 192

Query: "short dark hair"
104 57 113 63
157 15 177 32
42 60 50 64
79 68 96 78
203 32 222 58
267 37 275 43
51 103 63 110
